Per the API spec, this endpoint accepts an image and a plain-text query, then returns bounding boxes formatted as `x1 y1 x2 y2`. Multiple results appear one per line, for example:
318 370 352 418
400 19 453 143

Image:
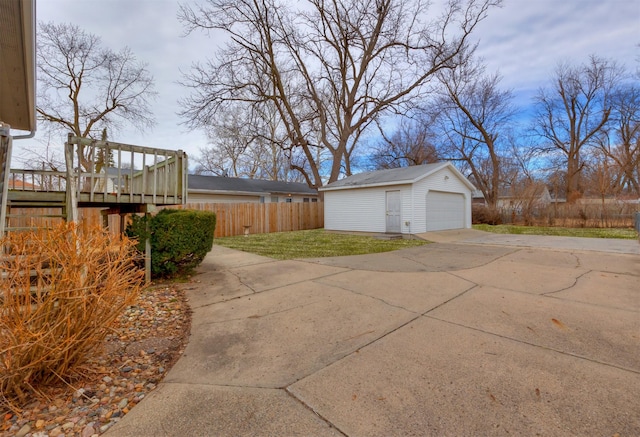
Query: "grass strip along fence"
473 224 638 239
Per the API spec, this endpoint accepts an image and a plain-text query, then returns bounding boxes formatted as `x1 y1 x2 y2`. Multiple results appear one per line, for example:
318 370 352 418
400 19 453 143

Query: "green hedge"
126 209 216 278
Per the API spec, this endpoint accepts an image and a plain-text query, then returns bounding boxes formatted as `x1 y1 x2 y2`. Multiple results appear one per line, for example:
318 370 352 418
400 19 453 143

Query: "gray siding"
187 192 314 204
187 193 262 203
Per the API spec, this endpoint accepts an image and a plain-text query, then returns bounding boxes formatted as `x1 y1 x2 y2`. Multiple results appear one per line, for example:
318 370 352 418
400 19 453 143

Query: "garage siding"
323 163 473 234
324 185 411 233
400 189 412 233
411 167 471 232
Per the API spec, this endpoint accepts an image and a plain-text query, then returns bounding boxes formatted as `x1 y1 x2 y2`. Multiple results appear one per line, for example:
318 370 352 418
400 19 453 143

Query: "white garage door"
425 191 465 231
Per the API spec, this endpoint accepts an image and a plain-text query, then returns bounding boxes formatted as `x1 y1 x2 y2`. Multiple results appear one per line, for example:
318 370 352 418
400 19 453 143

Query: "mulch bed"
2 283 192 437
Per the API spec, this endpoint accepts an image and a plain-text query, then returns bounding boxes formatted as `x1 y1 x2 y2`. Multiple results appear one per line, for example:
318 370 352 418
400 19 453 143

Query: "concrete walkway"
108 231 640 436
417 228 640 255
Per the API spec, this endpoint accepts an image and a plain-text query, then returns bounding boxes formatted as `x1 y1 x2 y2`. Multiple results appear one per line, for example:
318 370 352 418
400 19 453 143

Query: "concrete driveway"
108 230 640 436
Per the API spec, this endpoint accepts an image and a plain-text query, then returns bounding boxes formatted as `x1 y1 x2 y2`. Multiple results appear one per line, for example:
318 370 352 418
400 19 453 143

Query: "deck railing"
5 135 187 229
7 169 66 192
64 135 188 206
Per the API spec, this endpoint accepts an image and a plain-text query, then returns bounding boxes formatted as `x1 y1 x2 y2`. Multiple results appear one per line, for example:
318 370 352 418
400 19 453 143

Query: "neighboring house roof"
9 179 40 190
472 190 485 199
319 162 476 192
188 174 318 196
498 184 551 201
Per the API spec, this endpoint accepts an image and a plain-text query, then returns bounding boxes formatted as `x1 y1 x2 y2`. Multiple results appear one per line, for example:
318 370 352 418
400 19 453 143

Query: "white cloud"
474 0 639 97
13 0 640 167
16 0 213 164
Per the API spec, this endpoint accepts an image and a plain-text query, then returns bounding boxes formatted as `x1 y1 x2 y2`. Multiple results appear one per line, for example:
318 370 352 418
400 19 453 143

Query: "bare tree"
370 116 439 169
583 149 621 201
178 0 501 188
503 180 550 226
430 56 515 209
193 144 241 177
599 85 640 196
501 133 541 188
194 106 256 177
194 101 299 180
532 56 622 203
37 22 156 171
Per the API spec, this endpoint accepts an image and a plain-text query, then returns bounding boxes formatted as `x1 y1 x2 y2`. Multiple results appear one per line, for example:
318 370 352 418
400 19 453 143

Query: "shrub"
126 209 216 278
472 204 502 225
0 222 144 410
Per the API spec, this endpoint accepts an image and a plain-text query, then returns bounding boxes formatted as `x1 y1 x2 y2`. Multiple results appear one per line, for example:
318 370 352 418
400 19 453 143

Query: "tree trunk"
566 152 581 203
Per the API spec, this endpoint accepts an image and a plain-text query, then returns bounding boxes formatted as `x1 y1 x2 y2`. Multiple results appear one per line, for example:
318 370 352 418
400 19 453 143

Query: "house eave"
0 0 36 133
319 179 415 192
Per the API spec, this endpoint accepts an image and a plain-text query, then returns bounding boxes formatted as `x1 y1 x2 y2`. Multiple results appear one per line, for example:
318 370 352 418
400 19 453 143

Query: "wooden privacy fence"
171 202 324 238
7 202 324 238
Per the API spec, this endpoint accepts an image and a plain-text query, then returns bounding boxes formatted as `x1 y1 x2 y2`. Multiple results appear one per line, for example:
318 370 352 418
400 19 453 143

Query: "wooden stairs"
4 200 67 233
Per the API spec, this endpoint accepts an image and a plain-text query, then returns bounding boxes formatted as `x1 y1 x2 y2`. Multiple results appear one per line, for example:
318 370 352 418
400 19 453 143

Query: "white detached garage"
320 162 475 234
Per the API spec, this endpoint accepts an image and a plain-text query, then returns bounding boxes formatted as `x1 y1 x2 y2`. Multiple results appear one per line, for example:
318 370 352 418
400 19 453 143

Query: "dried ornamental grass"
0 222 145 410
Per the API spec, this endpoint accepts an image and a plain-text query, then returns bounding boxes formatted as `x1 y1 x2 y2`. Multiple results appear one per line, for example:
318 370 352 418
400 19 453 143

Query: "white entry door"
385 190 401 233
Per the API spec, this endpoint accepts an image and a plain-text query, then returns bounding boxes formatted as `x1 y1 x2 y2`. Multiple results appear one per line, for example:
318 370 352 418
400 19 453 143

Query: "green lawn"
213 229 428 260
473 224 638 239
213 226 637 260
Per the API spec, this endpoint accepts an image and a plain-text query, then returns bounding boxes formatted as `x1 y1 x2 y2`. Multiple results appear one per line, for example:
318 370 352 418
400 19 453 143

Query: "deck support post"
0 123 13 236
101 209 109 229
64 135 79 223
143 204 156 284
145 213 151 284
119 213 126 236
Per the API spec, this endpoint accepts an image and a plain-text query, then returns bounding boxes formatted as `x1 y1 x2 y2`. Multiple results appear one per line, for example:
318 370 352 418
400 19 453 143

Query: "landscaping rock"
0 285 191 437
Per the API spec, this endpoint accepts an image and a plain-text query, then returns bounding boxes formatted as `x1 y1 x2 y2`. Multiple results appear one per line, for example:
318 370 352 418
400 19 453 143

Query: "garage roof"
319 162 476 192
188 174 318 196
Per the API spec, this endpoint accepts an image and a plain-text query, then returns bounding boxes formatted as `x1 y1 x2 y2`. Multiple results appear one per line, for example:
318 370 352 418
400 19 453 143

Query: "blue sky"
474 0 639 108
13 0 640 169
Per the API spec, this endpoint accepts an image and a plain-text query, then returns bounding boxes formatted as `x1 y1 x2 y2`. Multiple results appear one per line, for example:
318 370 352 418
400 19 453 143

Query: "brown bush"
0 222 145 410
472 204 502 225
509 202 637 228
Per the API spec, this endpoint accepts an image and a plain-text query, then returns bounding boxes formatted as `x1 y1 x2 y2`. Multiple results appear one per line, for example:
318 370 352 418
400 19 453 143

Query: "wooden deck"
6 135 188 222
1 135 187 283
